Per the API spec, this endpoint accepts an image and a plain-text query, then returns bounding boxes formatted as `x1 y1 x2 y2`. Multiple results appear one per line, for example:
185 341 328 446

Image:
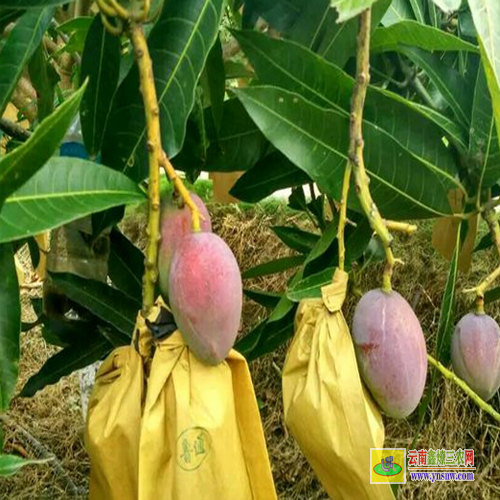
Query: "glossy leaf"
0 0 67 7
330 0 379 22
468 0 500 172
371 21 478 53
244 289 282 309
435 229 461 364
20 335 111 398
0 83 86 207
102 0 225 181
28 44 59 121
81 15 121 157
201 35 225 133
408 0 425 23
108 228 145 300
272 226 320 254
403 47 473 127
0 7 54 117
469 66 500 191
485 286 500 304
0 157 145 243
50 273 138 336
382 0 415 25
236 307 296 361
0 244 20 411
242 254 306 279
433 0 461 13
0 455 48 477
234 31 460 181
287 267 335 301
236 86 455 219
230 152 311 202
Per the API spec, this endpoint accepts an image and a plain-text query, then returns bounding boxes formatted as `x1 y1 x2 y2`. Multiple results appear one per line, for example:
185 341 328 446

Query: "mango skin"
158 193 211 299
451 313 500 401
168 232 242 365
352 289 427 419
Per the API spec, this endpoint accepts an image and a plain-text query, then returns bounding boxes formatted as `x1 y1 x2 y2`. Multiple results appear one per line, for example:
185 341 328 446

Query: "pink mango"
352 289 428 418
168 232 242 365
158 192 211 298
451 313 500 401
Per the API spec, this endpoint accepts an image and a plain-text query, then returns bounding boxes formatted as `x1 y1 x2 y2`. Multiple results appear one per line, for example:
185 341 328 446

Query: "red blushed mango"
451 313 500 401
158 193 211 299
168 232 242 365
352 289 427 419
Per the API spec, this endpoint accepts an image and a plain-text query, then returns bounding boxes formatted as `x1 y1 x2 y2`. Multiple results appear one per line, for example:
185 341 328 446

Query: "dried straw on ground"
2 204 500 499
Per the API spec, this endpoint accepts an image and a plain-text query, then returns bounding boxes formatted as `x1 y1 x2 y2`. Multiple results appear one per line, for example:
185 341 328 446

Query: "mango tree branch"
128 23 162 316
384 220 417 234
349 9 396 291
427 354 500 423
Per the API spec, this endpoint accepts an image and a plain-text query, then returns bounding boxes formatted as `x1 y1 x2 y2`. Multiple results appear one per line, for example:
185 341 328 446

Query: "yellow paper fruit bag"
282 269 394 500
86 301 277 500
85 345 144 500
138 330 277 500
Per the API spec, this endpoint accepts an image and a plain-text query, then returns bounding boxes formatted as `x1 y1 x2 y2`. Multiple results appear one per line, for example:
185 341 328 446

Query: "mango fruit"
168 232 242 365
352 289 427 418
451 313 500 401
158 193 211 298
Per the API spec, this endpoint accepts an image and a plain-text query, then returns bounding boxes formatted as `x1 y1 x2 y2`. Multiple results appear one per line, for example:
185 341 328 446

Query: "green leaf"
0 9 24 33
272 226 320 254
230 152 311 202
330 0 379 22
236 86 454 219
0 157 145 244
234 31 460 186
57 16 93 54
0 0 67 7
0 82 87 207
403 47 473 127
81 15 121 157
20 335 111 398
28 44 59 121
242 255 306 279
0 7 54 117
468 0 500 175
432 0 461 13
485 285 500 304
102 0 225 181
108 228 145 300
236 306 296 361
382 0 415 26
0 455 48 477
201 35 225 133
408 0 425 23
243 289 282 309
287 267 335 301
371 21 478 53
435 229 460 365
50 273 139 335
474 231 493 251
469 65 500 190
0 244 20 412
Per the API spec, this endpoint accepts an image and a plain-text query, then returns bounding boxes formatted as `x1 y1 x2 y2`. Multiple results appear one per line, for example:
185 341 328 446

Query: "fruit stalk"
128 23 162 316
97 0 201 316
337 161 351 272
348 9 396 291
427 354 500 424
